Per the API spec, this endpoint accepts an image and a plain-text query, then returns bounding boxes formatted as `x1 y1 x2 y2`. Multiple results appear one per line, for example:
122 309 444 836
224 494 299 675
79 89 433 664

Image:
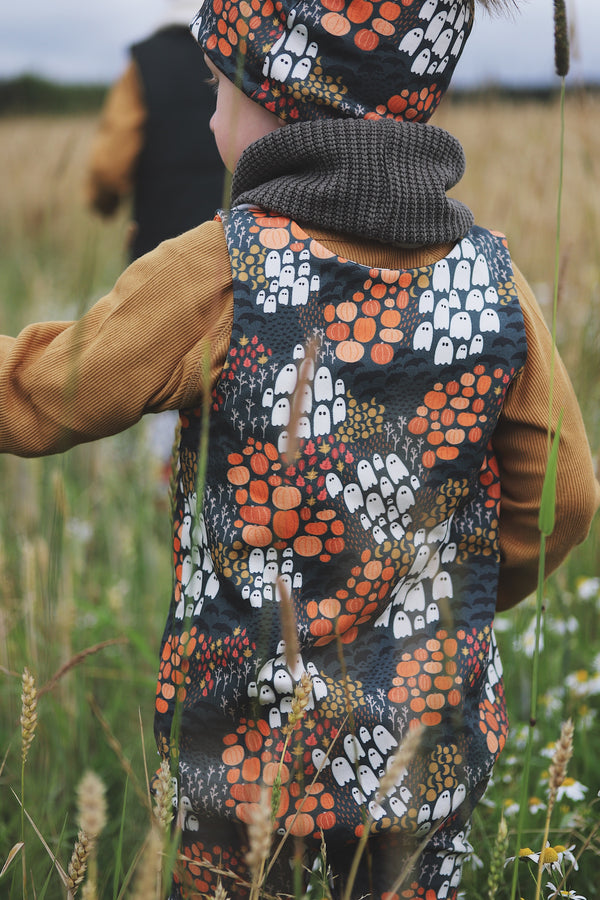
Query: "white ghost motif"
393 611 413 639
385 453 408 484
453 259 471 291
469 334 484 355
399 28 424 54
480 309 500 333
357 765 379 796
404 582 426 612
344 483 364 513
274 364 297 395
313 404 331 436
465 289 484 311
314 366 334 401
373 725 398 753
326 472 343 498
285 23 308 55
357 459 377 491
265 250 281 278
434 298 450 331
432 260 450 292
419 289 435 313
272 398 290 427
411 48 431 75
413 321 433 352
432 571 453 600
426 602 440 624
396 485 415 513
449 311 472 340
270 53 293 81
292 277 309 305
434 336 454 365
331 757 356 786
344 734 365 763
424 11 447 42
332 396 346 424
366 492 385 519
472 253 490 286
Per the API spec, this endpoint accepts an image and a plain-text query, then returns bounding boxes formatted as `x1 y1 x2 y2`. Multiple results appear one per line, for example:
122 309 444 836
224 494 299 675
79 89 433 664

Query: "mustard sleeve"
0 220 233 457
84 60 147 216
494 264 600 611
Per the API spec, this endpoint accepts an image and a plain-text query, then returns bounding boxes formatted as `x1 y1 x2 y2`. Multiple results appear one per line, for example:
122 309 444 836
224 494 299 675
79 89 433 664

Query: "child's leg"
171 820 250 899
326 823 472 900
171 819 299 900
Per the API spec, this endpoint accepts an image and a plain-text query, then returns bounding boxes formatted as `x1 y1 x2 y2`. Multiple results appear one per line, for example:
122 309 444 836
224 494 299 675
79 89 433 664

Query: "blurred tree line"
0 75 108 115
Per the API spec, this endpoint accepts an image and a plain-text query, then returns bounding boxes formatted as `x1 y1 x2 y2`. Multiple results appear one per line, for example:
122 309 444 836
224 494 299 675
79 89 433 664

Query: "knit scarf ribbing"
231 118 474 247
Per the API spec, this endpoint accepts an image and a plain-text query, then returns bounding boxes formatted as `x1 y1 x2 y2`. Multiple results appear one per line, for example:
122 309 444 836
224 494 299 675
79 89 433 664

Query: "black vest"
130 26 225 259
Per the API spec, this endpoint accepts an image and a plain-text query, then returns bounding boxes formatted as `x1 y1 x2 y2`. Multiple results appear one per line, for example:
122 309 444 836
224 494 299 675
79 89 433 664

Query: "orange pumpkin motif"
336 340 365 363
409 367 507 470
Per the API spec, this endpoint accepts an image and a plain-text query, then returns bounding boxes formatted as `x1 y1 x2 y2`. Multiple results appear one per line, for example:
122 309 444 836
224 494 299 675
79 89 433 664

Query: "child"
1 1 598 898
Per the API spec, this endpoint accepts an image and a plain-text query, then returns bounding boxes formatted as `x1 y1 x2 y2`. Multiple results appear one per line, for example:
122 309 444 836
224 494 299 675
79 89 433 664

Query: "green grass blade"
538 410 564 537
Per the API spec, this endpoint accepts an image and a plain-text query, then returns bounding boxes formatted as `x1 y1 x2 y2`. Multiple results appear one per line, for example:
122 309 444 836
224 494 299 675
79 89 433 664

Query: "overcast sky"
1 0 599 88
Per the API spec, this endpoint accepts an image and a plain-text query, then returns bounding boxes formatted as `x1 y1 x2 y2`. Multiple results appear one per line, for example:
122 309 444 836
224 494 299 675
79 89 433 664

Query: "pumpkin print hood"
231 117 474 247
191 0 474 123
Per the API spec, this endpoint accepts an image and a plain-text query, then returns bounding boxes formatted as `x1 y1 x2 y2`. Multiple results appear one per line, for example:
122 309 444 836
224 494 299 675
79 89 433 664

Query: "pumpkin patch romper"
156 203 527 899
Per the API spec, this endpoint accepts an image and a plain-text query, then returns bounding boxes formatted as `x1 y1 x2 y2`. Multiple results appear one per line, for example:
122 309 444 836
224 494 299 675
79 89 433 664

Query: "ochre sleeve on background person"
84 61 146 216
0 224 597 606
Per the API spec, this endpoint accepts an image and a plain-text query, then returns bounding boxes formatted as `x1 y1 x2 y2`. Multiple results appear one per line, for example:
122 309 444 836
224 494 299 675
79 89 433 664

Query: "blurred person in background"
85 0 225 262
86 0 226 471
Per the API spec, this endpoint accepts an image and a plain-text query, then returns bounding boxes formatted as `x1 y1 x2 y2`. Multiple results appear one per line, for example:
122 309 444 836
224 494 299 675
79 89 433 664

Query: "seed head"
245 788 273 881
153 759 175 831
548 718 574 802
213 880 230 900
76 771 107 845
487 815 508 899
129 826 163 900
377 725 422 800
282 673 313 734
553 0 570 77
66 831 90 894
20 667 38 764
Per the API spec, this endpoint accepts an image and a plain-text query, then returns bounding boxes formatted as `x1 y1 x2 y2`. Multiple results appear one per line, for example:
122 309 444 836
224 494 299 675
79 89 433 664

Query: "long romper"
155 205 527 899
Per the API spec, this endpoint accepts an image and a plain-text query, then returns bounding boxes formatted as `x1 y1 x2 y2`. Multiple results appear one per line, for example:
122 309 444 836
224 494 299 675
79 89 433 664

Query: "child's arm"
0 220 232 457
494 264 600 611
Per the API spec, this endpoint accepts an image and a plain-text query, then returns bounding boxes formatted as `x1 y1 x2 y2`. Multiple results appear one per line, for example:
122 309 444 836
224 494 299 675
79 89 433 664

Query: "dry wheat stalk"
376 724 422 801
487 815 508 899
76 771 107 845
20 667 37 765
212 880 230 900
128 826 163 900
246 787 274 900
548 718 574 809
282 673 313 736
278 577 300 670
66 831 90 895
153 758 175 831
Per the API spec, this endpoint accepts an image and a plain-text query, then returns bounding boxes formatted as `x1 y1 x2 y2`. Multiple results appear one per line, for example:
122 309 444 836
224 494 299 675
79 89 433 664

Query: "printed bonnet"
191 0 474 123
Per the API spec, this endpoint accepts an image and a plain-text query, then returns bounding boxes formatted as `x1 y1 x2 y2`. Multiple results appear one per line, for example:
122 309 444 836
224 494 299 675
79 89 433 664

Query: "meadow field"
0 91 599 899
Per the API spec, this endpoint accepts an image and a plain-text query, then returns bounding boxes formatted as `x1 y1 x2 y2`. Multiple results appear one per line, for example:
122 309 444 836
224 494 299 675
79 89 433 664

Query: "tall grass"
1 92 599 898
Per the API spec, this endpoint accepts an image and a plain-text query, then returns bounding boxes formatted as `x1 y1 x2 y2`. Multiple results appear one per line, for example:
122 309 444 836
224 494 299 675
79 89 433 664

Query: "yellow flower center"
540 847 559 863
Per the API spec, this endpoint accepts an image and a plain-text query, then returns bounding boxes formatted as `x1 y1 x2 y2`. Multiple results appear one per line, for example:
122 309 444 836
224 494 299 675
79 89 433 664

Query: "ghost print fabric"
156 207 527 899
192 0 474 123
